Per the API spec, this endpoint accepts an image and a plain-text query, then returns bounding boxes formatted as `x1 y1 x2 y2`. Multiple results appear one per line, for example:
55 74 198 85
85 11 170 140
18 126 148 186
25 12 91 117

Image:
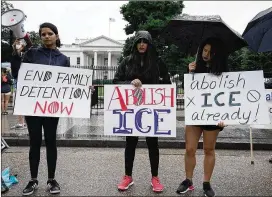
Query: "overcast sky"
8 1 272 44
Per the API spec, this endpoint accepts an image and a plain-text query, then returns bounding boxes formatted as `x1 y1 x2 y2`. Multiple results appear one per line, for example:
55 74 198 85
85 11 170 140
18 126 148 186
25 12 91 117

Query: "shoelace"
153 177 160 184
182 179 190 187
26 181 36 189
122 176 130 184
48 180 59 187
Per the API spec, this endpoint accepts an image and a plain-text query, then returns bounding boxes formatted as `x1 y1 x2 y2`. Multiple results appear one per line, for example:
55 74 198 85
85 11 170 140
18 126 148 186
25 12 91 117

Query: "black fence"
71 65 272 112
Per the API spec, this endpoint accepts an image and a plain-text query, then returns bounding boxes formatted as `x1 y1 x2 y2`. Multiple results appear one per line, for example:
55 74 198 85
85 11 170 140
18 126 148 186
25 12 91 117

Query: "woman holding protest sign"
113 30 171 193
176 37 227 197
11 22 69 196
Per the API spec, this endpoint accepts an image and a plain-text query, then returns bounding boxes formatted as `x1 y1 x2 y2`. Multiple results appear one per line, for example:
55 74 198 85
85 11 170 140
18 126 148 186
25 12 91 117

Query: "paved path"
1 147 272 196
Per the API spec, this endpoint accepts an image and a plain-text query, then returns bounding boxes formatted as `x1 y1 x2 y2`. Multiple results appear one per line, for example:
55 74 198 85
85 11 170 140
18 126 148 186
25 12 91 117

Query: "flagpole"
109 19 111 37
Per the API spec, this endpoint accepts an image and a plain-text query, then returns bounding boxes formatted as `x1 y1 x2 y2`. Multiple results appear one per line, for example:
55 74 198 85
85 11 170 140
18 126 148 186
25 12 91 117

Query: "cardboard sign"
251 89 272 129
104 85 176 137
14 63 93 118
184 71 270 125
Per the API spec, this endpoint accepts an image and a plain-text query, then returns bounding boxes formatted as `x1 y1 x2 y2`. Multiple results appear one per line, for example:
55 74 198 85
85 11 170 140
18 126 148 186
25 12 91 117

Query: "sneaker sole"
177 186 194 194
151 183 164 193
50 190 60 194
22 186 38 196
47 185 60 194
204 193 215 197
118 181 134 191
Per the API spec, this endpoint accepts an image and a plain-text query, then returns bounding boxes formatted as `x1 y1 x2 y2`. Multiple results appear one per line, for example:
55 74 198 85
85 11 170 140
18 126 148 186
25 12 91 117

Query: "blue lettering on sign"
154 109 171 135
266 91 272 101
112 109 134 134
112 108 172 135
135 108 152 133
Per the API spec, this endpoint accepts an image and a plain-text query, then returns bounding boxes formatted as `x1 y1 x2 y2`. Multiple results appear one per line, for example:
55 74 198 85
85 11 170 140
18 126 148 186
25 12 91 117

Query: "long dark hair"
195 37 228 75
127 38 160 83
39 22 61 48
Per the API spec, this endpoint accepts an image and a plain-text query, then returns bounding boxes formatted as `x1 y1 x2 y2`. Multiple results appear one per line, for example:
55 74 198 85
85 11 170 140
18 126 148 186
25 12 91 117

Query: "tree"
1 0 14 62
119 1 186 77
228 47 272 75
1 1 42 62
1 0 13 14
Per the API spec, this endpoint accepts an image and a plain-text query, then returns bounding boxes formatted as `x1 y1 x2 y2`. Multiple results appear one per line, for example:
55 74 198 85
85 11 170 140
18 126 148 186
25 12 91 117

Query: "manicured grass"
177 88 184 94
97 86 104 97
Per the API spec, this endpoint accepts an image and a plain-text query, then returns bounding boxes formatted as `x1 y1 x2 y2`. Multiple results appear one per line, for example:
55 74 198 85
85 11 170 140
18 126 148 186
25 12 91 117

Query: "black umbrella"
160 14 247 56
242 7 272 53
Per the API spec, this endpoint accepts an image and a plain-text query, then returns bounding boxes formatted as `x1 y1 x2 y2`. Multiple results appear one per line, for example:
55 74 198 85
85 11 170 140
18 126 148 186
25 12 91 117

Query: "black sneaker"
22 180 38 196
47 179 60 194
269 157 272 163
176 179 194 194
203 182 215 197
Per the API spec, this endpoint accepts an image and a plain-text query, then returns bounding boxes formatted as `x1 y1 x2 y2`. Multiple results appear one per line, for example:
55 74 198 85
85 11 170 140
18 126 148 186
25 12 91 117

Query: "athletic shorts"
196 125 224 131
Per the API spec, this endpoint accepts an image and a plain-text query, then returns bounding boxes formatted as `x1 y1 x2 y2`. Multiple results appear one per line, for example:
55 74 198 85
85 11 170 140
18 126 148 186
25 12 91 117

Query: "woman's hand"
89 85 95 94
217 121 226 128
131 79 142 88
188 61 196 72
12 39 25 55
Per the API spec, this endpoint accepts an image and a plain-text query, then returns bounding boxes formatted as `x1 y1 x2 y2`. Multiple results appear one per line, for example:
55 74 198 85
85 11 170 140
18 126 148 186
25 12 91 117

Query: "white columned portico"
86 55 89 66
108 51 111 67
80 51 84 66
94 51 97 67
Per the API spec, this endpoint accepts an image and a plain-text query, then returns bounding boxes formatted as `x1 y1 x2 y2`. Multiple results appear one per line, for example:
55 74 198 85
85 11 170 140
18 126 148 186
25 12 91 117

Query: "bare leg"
4 94 11 112
1 94 5 112
184 126 203 180
18 115 25 125
203 130 219 182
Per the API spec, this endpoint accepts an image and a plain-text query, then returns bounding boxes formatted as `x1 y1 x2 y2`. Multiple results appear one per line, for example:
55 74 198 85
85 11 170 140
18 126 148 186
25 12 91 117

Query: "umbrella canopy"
242 7 272 53
159 14 247 56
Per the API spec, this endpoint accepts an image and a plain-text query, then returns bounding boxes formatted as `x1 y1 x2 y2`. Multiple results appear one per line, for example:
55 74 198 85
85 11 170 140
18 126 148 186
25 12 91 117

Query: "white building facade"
59 35 125 80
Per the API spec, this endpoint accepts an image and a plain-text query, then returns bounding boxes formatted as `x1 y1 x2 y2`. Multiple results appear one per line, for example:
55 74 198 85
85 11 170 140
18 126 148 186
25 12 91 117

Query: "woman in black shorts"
176 37 227 197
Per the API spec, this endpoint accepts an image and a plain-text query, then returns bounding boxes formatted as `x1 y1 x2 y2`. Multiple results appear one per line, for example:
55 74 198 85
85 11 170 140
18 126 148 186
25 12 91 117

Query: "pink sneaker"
117 175 134 191
151 176 164 192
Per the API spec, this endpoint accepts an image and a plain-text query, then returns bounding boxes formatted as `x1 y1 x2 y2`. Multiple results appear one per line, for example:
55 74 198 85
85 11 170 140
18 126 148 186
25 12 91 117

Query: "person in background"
10 39 28 129
113 30 171 193
12 22 70 196
176 37 226 197
1 67 13 115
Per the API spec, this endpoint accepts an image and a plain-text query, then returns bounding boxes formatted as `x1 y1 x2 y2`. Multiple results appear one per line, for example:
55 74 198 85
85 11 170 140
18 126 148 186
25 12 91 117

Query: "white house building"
59 35 125 80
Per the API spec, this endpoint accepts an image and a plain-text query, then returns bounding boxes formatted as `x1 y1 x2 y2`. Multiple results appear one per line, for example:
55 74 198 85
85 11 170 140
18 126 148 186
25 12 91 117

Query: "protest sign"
14 63 93 118
184 70 270 125
104 85 176 137
250 89 272 129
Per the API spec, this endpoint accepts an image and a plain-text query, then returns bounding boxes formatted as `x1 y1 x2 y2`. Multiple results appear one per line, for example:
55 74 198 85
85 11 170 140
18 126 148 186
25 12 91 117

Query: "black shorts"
196 125 224 131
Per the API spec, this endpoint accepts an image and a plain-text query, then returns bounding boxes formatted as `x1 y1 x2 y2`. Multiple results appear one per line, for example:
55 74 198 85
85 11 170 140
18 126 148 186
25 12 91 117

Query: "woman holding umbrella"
176 37 227 197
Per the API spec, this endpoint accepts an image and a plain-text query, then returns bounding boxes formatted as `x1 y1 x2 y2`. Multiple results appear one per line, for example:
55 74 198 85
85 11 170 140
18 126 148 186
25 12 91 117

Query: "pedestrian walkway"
1 147 272 196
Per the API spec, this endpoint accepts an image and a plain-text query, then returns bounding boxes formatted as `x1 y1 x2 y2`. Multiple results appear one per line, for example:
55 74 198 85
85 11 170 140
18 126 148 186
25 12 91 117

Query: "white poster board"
184 70 270 125
104 85 176 137
250 89 272 129
14 63 93 118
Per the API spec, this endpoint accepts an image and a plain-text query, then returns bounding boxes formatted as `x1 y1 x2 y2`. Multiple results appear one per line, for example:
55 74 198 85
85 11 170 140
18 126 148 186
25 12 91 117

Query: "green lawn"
97 86 104 97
